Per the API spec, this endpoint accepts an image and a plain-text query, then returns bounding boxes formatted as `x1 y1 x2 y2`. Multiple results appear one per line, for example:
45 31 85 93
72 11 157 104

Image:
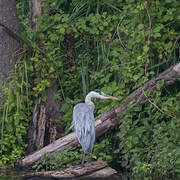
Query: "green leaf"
153 33 161 38
103 21 108 26
133 75 139 81
59 27 65 34
153 25 163 33
138 24 144 30
143 45 149 53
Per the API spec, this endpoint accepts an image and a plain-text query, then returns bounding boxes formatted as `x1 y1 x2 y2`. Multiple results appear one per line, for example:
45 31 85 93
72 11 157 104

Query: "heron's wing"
73 103 95 153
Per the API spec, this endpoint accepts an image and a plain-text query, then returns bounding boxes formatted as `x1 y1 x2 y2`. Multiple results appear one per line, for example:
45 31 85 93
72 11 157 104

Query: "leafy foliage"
117 84 180 177
0 61 30 166
33 137 114 171
32 147 80 171
0 0 179 178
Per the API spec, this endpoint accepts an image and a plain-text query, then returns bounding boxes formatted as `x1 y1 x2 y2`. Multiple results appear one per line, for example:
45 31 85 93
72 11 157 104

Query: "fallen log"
16 62 180 168
19 161 117 179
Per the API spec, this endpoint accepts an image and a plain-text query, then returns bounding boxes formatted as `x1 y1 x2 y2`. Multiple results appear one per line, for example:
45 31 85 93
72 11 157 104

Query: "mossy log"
16 62 180 169
19 161 117 179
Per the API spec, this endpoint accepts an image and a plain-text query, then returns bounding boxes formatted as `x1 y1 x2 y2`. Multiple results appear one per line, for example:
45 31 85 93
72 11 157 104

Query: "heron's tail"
80 132 95 153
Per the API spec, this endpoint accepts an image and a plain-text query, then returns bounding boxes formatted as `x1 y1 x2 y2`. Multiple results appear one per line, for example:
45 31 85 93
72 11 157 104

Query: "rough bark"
44 79 62 146
29 0 43 30
20 161 117 179
27 1 62 154
0 0 20 84
16 62 180 168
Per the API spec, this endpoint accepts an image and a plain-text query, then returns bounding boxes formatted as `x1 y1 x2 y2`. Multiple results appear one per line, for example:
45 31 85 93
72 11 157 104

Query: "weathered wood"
35 104 46 149
84 166 117 178
16 62 180 168
27 0 44 154
21 161 116 179
27 0 62 154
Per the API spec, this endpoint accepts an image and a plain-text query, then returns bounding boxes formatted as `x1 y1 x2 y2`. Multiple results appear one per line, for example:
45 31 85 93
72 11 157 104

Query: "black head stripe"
93 89 101 94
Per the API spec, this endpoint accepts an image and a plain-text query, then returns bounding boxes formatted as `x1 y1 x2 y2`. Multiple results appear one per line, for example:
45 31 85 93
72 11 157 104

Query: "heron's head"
89 89 120 100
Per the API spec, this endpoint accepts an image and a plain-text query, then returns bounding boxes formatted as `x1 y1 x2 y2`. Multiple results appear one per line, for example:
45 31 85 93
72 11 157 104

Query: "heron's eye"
93 89 101 94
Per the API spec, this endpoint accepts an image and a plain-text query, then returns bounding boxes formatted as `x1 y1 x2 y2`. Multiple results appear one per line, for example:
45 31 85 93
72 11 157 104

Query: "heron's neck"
85 94 95 112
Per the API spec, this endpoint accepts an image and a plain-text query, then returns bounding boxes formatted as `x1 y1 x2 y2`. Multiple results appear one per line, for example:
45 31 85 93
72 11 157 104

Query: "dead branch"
145 6 151 41
141 88 175 118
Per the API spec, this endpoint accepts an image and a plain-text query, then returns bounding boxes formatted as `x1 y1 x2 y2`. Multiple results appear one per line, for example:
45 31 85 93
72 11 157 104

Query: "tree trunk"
16 62 180 168
29 0 43 30
0 0 20 85
27 0 62 154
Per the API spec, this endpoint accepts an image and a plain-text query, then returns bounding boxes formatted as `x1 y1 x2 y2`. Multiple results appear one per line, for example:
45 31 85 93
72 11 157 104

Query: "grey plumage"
73 103 95 153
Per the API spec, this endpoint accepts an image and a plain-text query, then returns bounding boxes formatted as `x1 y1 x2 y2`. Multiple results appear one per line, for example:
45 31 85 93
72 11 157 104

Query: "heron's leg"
81 152 86 165
90 153 92 162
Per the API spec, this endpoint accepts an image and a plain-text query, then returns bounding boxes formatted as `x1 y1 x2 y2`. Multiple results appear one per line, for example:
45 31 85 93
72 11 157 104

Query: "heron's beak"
104 95 120 101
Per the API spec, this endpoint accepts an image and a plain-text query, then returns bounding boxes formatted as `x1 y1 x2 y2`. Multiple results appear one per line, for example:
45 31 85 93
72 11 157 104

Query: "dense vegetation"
0 0 179 178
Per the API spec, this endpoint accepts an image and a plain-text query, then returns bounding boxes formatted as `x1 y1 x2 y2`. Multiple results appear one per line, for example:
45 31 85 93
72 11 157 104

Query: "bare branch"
145 6 151 41
116 18 128 51
141 88 175 118
144 5 152 74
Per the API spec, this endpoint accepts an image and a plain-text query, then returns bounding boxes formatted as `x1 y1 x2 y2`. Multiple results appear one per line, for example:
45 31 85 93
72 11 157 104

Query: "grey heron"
70 89 119 164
